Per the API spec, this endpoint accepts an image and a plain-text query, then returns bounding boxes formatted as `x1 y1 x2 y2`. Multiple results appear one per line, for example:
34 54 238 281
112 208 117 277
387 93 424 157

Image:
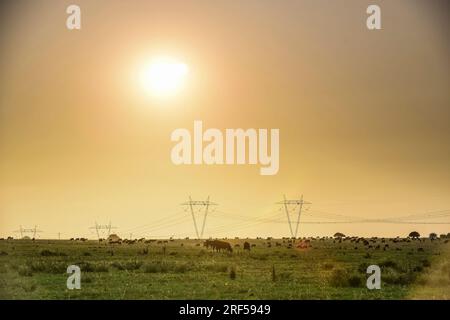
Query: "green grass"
0 238 449 299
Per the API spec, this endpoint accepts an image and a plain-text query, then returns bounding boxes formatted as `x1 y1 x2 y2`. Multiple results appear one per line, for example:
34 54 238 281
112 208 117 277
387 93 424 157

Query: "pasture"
0 237 449 299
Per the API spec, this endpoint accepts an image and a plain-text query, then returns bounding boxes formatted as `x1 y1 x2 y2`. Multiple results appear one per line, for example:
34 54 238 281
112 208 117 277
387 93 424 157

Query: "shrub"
28 260 67 274
421 259 431 268
347 275 363 287
329 269 348 287
329 269 363 287
322 263 334 270
379 260 398 269
141 261 191 273
279 271 293 281
383 272 417 286
111 260 143 271
142 263 162 273
18 265 33 277
204 262 228 273
78 261 109 273
358 263 370 273
229 267 236 280
174 262 190 273
40 249 66 257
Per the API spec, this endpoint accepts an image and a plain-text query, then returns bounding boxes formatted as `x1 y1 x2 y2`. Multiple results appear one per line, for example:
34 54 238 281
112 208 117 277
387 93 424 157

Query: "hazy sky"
0 0 449 239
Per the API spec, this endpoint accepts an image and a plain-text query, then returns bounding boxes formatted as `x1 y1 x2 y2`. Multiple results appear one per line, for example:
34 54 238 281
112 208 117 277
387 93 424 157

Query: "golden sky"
0 0 449 239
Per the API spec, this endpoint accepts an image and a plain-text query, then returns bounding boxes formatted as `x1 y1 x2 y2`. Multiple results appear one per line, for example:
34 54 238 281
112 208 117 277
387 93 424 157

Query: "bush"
141 261 191 273
111 260 143 271
329 269 348 287
383 272 417 285
40 249 66 257
322 263 334 270
78 261 109 273
204 262 228 273
358 263 370 273
229 267 236 280
329 269 363 287
142 261 170 273
28 260 67 274
174 262 190 273
347 275 363 287
379 259 398 269
18 265 33 277
279 271 294 281
421 259 431 268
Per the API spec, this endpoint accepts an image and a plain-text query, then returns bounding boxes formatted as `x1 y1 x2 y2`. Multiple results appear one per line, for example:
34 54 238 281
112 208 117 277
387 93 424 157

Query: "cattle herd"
1 234 448 254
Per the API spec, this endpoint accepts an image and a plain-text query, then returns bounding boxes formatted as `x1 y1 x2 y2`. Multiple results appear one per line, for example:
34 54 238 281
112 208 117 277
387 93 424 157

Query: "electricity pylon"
181 196 217 239
14 225 42 239
277 195 311 238
89 221 117 240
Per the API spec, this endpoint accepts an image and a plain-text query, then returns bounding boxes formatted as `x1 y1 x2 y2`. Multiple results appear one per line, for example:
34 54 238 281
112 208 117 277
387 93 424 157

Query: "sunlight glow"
140 57 189 98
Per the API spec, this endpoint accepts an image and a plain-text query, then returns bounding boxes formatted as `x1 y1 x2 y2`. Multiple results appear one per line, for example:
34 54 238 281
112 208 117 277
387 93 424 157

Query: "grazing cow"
243 242 251 251
205 240 233 253
203 240 213 248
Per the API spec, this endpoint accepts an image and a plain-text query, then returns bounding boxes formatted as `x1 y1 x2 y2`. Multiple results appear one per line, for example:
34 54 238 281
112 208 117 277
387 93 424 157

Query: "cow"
204 240 233 253
243 242 251 251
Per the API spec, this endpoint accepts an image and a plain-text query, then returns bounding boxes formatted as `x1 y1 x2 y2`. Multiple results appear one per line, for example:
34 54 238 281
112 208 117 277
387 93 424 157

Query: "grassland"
0 237 449 299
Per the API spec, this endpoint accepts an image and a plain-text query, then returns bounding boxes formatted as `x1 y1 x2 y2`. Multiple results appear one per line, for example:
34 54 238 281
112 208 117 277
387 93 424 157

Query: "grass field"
0 237 449 299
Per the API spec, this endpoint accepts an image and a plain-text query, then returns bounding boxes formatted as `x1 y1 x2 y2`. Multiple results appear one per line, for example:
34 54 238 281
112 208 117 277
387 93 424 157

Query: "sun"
139 57 189 98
